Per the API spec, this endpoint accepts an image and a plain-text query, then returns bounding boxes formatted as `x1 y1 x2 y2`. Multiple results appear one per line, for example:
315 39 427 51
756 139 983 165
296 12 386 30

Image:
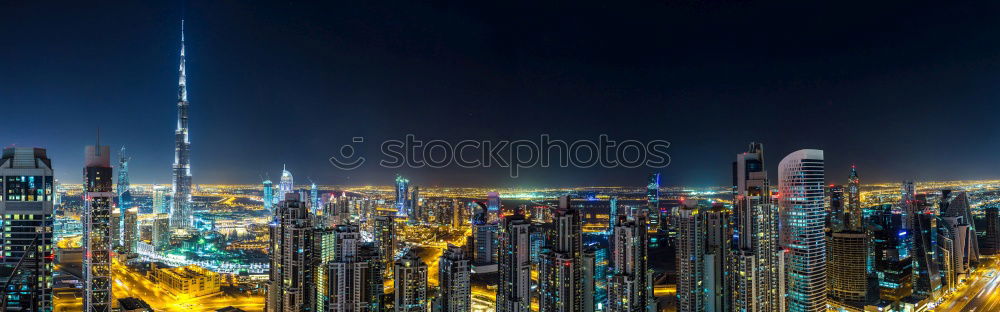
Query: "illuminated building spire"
171 19 193 230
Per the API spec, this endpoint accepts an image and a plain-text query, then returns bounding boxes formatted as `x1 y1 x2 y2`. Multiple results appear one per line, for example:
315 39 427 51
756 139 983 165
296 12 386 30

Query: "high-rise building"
582 247 596 312
676 200 706 312
846 165 861 231
324 243 382 312
117 146 132 242
435 245 471 312
263 179 274 212
607 214 652 312
171 20 193 231
827 230 868 311
0 147 55 311
778 149 826 312
497 212 531 312
730 142 779 312
393 253 428 312
409 186 420 223
374 216 396 272
899 181 916 230
395 176 410 218
153 214 171 251
267 193 316 312
911 211 942 299
109 210 121 248
982 207 1000 255
277 165 294 205
827 185 845 231
152 185 171 215
84 144 114 312
123 207 138 254
487 192 501 224
472 221 497 265
539 196 584 312
940 190 979 263
646 173 660 232
869 207 913 302
703 205 729 312
311 182 319 215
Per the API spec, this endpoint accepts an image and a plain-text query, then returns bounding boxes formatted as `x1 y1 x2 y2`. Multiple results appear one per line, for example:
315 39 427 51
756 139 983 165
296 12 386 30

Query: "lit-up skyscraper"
123 207 138 254
267 193 316 312
676 200 706 312
374 216 396 272
394 253 428 312
646 173 660 232
607 214 652 312
277 165 294 205
263 179 274 212
730 142 779 312
497 212 531 312
395 175 410 217
323 224 384 312
827 230 868 310
171 19 193 230
311 182 319 215
0 147 55 311
846 165 862 231
436 245 471 312
778 149 826 312
117 146 132 242
84 144 114 312
703 205 729 312
539 196 584 312
153 214 170 251
487 192 501 224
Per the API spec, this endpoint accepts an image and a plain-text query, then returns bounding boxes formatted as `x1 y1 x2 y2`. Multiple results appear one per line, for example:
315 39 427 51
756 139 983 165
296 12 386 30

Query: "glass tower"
778 149 826 312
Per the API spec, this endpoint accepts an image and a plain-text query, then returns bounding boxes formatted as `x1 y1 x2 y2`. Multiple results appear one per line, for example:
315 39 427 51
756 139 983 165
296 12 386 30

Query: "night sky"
2 1 999 187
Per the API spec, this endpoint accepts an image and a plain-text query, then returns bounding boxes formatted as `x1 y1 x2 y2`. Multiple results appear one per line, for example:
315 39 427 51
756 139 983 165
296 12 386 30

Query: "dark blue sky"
2 1 999 187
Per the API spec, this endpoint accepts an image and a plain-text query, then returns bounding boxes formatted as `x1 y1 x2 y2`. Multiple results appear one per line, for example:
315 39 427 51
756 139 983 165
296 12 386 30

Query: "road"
936 257 1000 312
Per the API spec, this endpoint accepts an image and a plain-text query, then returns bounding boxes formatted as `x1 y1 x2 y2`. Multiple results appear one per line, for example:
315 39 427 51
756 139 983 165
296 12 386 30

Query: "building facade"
0 147 55 311
778 149 826 312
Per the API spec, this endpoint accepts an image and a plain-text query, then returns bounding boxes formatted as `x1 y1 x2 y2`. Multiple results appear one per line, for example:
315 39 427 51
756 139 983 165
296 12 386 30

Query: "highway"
935 257 1000 312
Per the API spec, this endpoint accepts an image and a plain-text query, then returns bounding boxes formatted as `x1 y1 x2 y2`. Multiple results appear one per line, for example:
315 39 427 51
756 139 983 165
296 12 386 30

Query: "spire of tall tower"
178 19 187 103
171 18 194 230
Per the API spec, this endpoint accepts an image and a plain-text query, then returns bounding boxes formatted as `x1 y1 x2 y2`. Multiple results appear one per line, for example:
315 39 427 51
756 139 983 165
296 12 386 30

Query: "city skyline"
3 1 1000 186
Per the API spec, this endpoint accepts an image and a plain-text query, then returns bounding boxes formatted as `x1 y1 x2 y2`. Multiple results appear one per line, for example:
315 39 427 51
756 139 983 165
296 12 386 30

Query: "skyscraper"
123 207 138 254
703 205 729 312
982 206 1000 255
539 196 584 312
153 214 171 251
846 165 861 231
940 190 979 264
267 193 316 312
730 142 779 312
0 147 55 311
152 185 171 214
676 200 706 312
117 146 132 242
472 220 497 265
277 165 294 205
323 224 384 312
84 144 114 312
497 212 531 312
869 207 913 302
778 149 826 312
827 185 845 231
171 20 193 230
393 253 428 312
607 214 652 312
263 179 274 212
311 181 320 214
646 173 660 232
395 176 410 218
436 245 471 312
827 231 868 310
374 216 397 272
487 192 501 224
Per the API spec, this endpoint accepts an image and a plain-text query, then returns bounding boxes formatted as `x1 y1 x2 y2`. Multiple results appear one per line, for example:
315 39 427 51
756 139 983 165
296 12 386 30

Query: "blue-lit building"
777 149 826 312
262 179 274 212
646 173 660 232
869 206 914 303
395 175 410 217
117 146 132 245
0 147 55 311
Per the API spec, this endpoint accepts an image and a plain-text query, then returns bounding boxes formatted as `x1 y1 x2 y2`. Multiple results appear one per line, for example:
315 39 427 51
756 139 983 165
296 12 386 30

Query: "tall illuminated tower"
487 192 501 223
497 212 532 312
0 147 55 311
171 19 193 230
846 165 861 230
263 179 274 212
395 176 410 217
730 142 779 312
607 214 653 312
277 165 293 205
778 149 825 312
117 146 131 242
676 200 706 312
310 181 319 214
267 193 316 312
84 144 114 312
394 253 428 312
436 245 471 312
539 196 584 312
646 173 660 232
